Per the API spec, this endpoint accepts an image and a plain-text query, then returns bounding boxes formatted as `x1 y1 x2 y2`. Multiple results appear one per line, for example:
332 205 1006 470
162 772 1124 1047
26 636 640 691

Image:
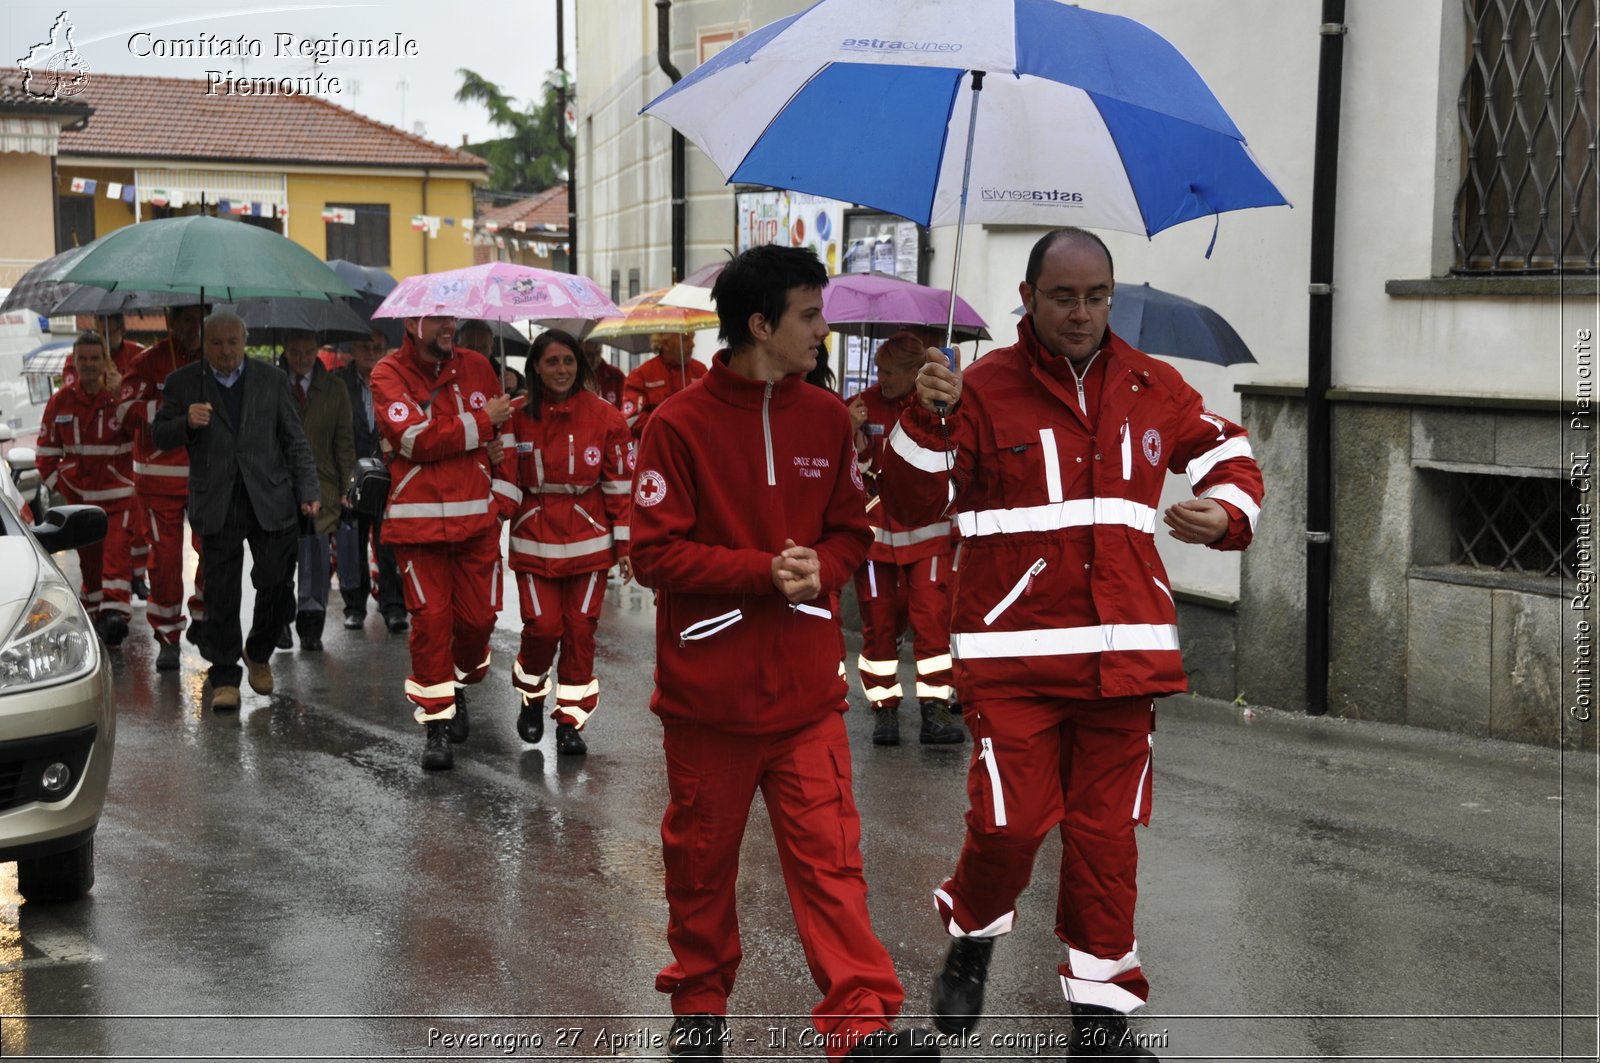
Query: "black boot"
667 1014 726 1060
297 610 325 652
555 722 587 756
1068 1003 1159 1059
871 705 901 746
420 721 453 771
919 699 965 744
843 1029 940 1058
930 936 994 1034
447 688 470 743
275 624 293 650
516 698 546 743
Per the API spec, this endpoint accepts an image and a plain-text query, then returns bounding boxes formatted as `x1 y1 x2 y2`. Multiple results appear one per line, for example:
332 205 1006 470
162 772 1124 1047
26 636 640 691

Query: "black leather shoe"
185 620 205 647
919 699 966 745
555 722 587 756
517 699 546 744
872 706 901 746
384 611 410 633
297 610 326 651
275 625 293 650
844 1029 940 1059
447 689 470 743
421 721 453 771
155 640 181 671
342 611 364 630
931 936 994 1034
132 576 149 601
1068 1003 1158 1059
101 616 129 648
667 1014 726 1060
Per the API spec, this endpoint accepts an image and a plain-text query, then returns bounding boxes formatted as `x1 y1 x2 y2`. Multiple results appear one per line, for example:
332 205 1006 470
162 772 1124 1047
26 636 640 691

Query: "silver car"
0 440 114 903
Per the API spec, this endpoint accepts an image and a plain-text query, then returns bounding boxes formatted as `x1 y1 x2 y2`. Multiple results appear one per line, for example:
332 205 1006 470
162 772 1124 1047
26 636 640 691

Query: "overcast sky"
4 0 572 150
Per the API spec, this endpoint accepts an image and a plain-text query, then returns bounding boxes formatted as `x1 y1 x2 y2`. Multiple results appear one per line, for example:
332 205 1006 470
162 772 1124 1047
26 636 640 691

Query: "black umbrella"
1013 282 1257 367
327 260 401 346
217 299 375 341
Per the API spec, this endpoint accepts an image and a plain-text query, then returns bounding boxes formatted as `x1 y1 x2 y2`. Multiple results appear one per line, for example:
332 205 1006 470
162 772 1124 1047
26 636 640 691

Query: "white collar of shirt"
211 363 243 388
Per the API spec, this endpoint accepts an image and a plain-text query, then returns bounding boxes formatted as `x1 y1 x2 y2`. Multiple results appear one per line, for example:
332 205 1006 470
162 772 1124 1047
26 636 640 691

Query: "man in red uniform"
883 229 1264 1060
583 339 626 409
119 303 208 671
631 244 935 1062
35 331 137 646
847 332 963 747
621 330 703 439
369 314 520 772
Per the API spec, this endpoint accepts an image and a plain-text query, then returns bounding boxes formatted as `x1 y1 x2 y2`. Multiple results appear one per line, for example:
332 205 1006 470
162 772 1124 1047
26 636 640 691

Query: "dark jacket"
281 361 355 536
334 363 382 461
151 357 319 536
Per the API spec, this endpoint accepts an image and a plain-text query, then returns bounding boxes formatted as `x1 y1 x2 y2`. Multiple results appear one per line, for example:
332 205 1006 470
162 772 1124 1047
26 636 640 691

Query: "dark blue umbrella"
1109 282 1256 366
1012 282 1257 366
327 259 401 346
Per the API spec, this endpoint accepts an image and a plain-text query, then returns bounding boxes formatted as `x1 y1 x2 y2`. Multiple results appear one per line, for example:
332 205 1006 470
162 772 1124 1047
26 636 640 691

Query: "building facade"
574 0 1595 747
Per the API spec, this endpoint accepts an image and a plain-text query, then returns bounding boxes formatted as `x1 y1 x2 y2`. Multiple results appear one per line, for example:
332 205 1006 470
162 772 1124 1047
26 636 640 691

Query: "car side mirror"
0 425 15 445
31 504 107 553
6 446 40 495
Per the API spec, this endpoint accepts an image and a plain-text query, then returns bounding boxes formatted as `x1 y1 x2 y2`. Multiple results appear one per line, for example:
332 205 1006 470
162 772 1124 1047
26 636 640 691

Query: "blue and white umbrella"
644 0 1288 239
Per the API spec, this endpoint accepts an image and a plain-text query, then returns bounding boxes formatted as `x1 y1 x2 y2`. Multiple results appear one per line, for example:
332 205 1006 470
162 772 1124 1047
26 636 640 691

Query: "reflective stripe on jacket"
508 389 633 577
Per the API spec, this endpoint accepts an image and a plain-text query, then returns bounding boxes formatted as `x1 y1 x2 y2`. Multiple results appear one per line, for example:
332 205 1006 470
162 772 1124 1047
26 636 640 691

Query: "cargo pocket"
984 558 1046 626
661 766 709 891
1131 734 1154 826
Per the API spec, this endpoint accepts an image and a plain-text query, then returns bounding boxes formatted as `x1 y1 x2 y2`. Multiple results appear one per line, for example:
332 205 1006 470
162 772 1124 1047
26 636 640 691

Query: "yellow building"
0 73 93 287
39 70 487 280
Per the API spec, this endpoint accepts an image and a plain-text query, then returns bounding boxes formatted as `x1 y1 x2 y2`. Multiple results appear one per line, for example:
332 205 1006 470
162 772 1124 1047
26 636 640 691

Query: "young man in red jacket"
884 229 1265 1060
35 331 137 645
846 331 963 747
370 314 520 772
630 245 935 1062
118 304 208 670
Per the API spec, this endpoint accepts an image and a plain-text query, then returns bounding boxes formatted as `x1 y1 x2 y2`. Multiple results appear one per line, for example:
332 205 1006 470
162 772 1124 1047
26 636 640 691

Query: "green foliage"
456 68 567 194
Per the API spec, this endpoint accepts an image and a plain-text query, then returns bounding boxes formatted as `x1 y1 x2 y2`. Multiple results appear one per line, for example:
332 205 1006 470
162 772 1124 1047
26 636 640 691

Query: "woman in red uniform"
506 329 633 756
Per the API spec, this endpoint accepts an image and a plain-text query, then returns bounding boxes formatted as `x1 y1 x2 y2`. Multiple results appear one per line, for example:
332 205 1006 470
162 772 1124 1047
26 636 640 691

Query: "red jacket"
880 321 1264 702
630 353 871 734
508 389 633 577
622 354 706 438
369 336 518 546
111 339 144 376
591 359 626 410
855 383 953 565
35 380 136 511
117 337 200 498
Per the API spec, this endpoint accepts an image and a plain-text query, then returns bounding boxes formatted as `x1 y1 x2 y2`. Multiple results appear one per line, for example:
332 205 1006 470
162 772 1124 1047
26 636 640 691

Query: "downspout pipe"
1305 1 1347 716
656 0 686 282
555 0 576 273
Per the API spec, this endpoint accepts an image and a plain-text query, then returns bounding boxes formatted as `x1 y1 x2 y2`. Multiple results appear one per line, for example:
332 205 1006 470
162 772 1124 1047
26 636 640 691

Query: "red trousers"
934 696 1155 1014
511 568 605 728
658 713 904 1059
65 502 135 620
852 554 953 708
128 504 150 582
393 532 502 722
143 494 204 644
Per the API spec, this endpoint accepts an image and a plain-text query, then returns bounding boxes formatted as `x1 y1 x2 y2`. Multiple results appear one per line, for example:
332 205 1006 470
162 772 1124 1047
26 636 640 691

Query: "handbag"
347 456 391 518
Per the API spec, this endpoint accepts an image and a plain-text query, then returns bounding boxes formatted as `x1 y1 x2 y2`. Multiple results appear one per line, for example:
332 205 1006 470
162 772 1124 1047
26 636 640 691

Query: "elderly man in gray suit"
152 310 319 710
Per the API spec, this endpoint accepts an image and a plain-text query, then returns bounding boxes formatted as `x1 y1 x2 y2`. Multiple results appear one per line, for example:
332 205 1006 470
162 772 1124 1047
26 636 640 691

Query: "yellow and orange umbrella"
586 287 718 354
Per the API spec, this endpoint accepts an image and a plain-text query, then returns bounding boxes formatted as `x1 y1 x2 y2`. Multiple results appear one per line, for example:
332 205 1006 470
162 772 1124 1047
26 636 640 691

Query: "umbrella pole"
944 71 986 348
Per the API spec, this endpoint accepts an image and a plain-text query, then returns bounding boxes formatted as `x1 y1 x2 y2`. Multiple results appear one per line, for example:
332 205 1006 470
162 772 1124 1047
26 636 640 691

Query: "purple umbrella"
823 273 989 342
372 263 620 323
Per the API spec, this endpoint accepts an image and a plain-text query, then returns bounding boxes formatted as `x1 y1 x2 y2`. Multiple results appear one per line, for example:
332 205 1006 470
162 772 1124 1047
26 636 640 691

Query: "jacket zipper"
762 381 775 487
404 560 426 606
789 602 832 619
983 558 1046 627
679 609 743 647
978 738 1008 827
1120 419 1132 480
567 433 575 475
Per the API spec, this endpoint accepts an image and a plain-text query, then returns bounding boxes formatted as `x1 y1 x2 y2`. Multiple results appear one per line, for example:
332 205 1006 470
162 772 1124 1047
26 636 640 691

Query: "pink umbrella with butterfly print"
371 263 620 324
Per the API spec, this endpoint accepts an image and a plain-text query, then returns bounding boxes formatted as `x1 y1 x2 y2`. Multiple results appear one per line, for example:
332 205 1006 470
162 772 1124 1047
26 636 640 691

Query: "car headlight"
0 570 96 692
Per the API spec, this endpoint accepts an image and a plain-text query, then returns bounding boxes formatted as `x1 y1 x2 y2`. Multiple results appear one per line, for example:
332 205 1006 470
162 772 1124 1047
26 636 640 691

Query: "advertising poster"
734 190 845 277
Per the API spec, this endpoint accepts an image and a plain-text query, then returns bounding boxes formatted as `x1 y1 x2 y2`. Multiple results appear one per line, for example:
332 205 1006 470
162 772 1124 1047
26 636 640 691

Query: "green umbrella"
59 215 358 302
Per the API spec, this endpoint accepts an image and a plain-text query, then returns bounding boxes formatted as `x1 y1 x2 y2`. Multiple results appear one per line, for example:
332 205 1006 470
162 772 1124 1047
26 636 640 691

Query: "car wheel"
17 836 94 903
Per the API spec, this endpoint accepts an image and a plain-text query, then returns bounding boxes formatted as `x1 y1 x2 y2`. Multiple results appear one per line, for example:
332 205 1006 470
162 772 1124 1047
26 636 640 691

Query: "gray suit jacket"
151 358 319 536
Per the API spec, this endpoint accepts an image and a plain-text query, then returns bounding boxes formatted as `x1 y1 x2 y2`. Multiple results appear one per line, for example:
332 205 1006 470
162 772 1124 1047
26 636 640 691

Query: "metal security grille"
1451 473 1577 577
1454 0 1599 272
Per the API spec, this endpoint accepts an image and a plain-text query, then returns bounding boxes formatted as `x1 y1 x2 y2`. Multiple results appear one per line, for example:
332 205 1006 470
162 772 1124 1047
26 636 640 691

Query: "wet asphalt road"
0 569 1594 1062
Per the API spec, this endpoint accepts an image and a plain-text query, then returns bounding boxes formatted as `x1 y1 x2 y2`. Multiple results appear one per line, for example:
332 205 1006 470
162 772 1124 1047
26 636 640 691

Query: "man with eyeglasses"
880 227 1264 1059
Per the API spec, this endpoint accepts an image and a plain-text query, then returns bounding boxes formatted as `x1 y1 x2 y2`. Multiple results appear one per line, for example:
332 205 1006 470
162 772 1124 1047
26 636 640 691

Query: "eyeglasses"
1032 288 1112 312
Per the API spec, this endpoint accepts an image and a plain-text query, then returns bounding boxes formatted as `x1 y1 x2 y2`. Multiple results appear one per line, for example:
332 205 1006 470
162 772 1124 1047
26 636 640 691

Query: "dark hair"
805 342 836 391
525 328 589 419
72 329 105 351
711 244 828 351
1024 227 1114 288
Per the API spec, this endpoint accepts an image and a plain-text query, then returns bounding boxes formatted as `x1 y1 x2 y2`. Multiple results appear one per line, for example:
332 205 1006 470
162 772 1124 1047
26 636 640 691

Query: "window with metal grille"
325 203 390 268
1454 0 1598 273
1450 472 1578 577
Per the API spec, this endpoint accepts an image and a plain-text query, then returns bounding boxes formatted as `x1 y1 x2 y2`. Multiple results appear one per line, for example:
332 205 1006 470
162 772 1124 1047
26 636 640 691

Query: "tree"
455 69 566 194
